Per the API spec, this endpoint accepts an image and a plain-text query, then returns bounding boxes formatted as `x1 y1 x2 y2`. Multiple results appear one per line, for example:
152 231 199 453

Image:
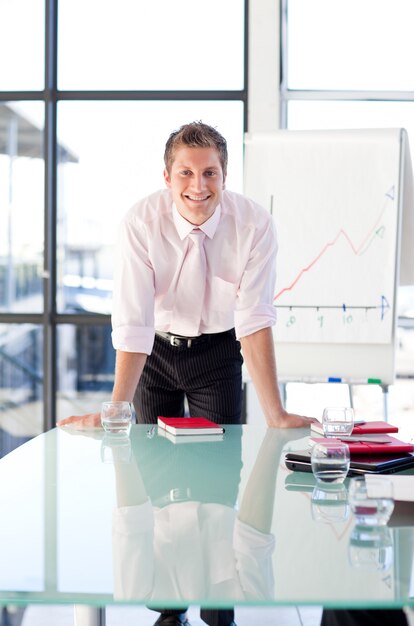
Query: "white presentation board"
244 128 410 385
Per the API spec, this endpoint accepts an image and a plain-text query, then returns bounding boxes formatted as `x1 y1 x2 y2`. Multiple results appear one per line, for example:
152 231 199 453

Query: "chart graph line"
274 188 394 302
275 295 391 320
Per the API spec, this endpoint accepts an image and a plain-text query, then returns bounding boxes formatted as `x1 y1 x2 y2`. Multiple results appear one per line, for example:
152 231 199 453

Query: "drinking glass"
322 406 354 437
101 401 133 435
310 440 350 484
348 476 394 526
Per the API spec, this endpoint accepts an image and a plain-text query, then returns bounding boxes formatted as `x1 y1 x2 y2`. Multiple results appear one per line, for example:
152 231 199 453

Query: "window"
0 0 45 90
281 0 414 147
286 0 414 91
0 0 247 432
58 0 245 91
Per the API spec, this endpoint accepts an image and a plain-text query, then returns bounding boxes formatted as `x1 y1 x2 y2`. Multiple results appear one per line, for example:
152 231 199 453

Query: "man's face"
164 146 226 225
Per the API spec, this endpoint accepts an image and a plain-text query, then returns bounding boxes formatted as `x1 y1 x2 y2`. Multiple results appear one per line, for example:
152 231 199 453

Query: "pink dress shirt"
111 189 277 355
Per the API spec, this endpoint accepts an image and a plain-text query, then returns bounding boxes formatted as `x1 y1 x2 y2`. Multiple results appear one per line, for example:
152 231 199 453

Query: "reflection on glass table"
0 425 412 614
348 524 394 572
311 483 349 524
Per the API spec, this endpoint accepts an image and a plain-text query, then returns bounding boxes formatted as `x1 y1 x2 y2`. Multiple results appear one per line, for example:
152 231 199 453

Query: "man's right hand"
57 412 101 430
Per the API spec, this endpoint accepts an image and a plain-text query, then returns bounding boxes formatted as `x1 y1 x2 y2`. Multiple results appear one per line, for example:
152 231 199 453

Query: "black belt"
156 329 234 348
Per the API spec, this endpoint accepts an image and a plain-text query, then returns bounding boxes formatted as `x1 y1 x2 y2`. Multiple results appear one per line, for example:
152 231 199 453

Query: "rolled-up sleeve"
111 212 156 355
233 517 275 600
234 215 277 339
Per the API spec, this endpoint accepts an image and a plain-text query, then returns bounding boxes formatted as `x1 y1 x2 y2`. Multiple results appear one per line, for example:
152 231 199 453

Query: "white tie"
172 230 206 336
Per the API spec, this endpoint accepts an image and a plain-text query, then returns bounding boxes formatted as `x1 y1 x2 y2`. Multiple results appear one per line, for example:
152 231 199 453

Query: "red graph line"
274 198 389 301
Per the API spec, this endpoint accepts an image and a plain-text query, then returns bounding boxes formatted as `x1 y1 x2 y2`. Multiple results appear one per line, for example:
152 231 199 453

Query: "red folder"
157 416 224 436
346 420 398 434
311 420 398 436
310 436 414 455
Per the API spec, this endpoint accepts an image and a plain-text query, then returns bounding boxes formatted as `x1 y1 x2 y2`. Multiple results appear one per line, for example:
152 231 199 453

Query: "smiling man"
60 121 312 433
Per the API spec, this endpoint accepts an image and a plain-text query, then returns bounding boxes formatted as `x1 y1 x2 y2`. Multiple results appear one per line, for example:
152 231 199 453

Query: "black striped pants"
133 329 243 425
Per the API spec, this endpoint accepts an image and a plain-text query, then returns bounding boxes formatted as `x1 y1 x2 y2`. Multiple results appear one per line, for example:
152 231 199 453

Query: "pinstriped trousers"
133 329 243 425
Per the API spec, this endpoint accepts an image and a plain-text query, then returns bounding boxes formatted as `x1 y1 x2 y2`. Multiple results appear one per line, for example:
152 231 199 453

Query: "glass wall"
1 0 247 431
0 0 45 90
282 0 414 148
286 0 414 91
58 0 245 91
0 102 44 313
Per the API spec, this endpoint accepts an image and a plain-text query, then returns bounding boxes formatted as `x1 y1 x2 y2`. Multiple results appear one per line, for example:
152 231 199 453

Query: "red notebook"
311 420 398 436
310 436 414 455
157 416 224 436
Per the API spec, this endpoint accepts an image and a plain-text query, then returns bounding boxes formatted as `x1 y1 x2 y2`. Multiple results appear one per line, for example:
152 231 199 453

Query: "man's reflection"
109 427 288 625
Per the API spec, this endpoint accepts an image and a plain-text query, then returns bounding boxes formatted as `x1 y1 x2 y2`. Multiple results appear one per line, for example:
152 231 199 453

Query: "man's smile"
185 194 211 201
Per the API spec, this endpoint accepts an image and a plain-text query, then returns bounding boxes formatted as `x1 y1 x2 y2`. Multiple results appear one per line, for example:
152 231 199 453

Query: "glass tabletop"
0 424 412 609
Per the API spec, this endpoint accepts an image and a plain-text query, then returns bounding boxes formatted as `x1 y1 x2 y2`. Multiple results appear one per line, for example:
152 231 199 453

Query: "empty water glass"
322 406 354 437
101 401 133 435
311 440 350 484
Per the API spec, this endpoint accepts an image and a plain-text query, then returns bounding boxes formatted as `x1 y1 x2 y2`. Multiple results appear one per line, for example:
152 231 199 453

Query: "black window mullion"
43 0 58 430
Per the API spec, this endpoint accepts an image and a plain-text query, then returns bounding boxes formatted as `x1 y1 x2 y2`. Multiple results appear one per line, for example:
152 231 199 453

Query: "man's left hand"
266 409 317 429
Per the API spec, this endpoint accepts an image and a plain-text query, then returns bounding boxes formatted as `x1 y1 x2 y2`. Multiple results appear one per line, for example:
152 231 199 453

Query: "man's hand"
265 408 317 429
57 412 101 430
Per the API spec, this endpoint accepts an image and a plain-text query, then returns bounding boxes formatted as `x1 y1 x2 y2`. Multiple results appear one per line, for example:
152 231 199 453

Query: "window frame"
0 0 249 430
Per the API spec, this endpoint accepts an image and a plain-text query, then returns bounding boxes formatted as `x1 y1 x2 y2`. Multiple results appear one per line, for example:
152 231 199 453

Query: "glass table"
0 424 412 624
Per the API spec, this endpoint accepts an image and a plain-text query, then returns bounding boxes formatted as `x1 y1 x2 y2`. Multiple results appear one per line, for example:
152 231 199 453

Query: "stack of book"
284 420 414 475
157 416 224 444
310 420 414 455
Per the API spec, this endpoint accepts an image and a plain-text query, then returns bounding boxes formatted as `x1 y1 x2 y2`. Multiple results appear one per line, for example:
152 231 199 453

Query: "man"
58 121 314 626
59 121 313 432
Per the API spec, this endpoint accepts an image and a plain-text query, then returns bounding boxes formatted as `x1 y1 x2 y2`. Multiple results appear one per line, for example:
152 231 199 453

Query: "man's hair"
164 121 228 175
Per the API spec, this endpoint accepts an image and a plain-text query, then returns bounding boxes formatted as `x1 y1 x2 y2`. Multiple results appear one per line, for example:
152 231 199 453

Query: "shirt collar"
172 203 221 240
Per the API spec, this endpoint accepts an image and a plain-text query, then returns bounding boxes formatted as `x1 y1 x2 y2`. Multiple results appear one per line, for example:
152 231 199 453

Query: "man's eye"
205 171 216 177
181 170 191 176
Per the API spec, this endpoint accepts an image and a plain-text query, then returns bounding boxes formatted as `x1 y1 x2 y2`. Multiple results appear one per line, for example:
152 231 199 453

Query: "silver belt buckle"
170 335 182 347
169 335 193 347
